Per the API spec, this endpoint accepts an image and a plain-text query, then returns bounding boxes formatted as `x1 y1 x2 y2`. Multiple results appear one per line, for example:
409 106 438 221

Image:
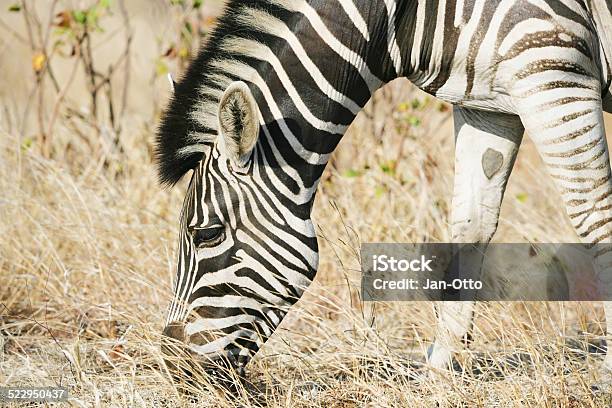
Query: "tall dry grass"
1 1 612 406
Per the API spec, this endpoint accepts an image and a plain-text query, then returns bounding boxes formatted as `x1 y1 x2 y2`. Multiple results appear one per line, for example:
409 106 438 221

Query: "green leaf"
73 10 87 24
410 98 421 109
21 137 33 151
343 169 361 178
407 116 421 127
516 192 528 203
8 3 21 12
380 161 395 175
99 0 112 9
375 185 386 198
193 0 203 8
86 9 99 26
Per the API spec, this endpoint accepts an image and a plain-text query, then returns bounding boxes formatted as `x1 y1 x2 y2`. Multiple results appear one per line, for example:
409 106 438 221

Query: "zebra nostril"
161 321 195 385
162 321 186 342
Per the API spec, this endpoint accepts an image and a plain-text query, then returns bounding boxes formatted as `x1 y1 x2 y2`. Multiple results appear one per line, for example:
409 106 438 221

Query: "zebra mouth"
161 345 246 392
161 330 247 392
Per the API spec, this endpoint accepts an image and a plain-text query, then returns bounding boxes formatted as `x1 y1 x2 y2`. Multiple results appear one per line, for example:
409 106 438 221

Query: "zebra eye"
192 226 225 248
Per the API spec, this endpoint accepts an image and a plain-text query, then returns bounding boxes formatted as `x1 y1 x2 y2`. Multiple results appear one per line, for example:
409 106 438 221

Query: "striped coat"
156 0 612 385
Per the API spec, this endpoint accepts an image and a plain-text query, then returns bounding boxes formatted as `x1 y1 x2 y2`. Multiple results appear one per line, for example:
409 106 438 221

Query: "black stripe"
465 2 496 96
418 0 439 74
425 0 460 94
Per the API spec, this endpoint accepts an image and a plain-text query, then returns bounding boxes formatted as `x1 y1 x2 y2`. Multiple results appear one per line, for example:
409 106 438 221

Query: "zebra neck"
175 1 418 213
235 1 412 215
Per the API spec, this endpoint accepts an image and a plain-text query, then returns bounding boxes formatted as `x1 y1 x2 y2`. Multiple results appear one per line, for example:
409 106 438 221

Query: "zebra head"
158 79 319 384
155 0 397 388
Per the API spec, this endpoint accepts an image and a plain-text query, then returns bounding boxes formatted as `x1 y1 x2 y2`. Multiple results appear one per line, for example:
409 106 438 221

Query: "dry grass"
2 1 612 407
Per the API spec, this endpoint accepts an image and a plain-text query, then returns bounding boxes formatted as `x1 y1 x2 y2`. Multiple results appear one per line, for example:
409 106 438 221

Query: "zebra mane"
155 0 278 186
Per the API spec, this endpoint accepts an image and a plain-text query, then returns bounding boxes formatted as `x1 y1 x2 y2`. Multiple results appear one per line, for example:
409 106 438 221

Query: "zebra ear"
167 73 176 92
217 81 260 168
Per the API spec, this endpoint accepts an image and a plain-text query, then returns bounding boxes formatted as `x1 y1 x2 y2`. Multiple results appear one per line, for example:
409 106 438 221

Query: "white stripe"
384 0 402 75
189 295 267 311
175 144 207 158
234 180 319 269
236 230 312 291
259 123 318 205
189 329 257 355
410 0 427 72
214 58 348 134
208 59 332 165
529 0 592 36
265 309 281 326
251 148 318 236
498 19 556 56
185 315 257 336
191 258 287 303
190 100 219 129
268 0 382 92
454 0 465 27
338 0 370 40
234 166 287 226
221 36 361 125
211 160 238 229
235 250 293 296
420 0 448 88
470 0 517 95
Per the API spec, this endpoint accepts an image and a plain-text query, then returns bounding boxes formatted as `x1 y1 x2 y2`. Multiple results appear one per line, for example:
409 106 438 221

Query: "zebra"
156 0 612 386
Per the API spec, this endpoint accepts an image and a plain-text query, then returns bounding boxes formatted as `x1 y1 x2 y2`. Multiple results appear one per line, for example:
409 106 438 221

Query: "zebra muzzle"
161 322 245 392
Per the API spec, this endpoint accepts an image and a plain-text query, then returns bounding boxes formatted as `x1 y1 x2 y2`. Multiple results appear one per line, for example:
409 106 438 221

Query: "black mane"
155 0 275 186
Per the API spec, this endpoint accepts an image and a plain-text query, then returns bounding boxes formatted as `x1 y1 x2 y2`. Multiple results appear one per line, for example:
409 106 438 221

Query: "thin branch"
18 0 39 138
20 0 36 52
105 66 116 131
40 1 60 93
0 17 28 44
37 78 47 157
91 45 130 95
41 0 58 51
118 0 132 120
46 49 81 142
82 29 98 122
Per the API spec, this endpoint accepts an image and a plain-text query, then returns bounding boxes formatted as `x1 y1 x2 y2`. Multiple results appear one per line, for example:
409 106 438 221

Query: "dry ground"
2 1 612 407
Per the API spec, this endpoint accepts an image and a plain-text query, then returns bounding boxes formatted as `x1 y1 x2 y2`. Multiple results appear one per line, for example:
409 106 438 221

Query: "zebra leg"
427 107 524 372
516 88 612 378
